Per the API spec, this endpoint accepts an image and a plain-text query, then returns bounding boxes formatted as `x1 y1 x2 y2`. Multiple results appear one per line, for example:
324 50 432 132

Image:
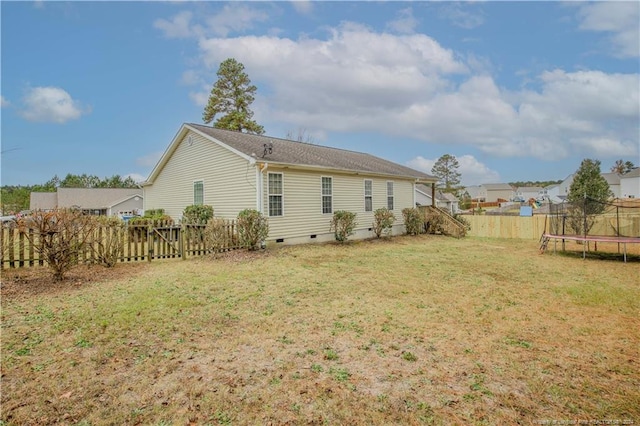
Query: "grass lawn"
1 235 638 425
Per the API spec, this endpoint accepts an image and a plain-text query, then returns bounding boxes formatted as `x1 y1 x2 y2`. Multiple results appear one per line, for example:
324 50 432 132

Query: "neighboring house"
551 174 573 203
553 172 623 202
543 184 559 202
415 184 459 214
30 188 143 217
601 173 621 198
481 183 514 203
620 168 640 198
142 123 437 245
464 185 483 201
513 186 545 202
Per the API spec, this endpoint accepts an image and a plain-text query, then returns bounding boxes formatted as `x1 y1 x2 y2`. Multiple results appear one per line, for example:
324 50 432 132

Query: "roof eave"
258 160 436 182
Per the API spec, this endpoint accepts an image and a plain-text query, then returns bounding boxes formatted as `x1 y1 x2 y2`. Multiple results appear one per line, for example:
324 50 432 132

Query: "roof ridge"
186 123 392 157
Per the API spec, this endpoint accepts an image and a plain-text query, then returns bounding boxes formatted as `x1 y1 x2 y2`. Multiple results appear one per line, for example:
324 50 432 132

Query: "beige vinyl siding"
144 130 256 221
262 167 416 240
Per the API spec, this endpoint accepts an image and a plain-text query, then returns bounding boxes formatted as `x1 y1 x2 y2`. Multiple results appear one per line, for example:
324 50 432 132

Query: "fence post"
147 225 153 262
180 226 186 260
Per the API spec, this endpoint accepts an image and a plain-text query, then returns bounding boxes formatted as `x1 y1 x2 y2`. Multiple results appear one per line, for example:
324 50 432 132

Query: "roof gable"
601 172 621 185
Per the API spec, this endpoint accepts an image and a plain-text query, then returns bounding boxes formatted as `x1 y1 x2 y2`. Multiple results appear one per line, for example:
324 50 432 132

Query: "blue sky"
1 1 638 187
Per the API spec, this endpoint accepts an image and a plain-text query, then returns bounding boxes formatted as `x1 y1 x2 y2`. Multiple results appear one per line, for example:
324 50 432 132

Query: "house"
415 184 459 214
601 173 621 198
142 123 437 244
544 184 560 202
513 186 545 202
553 172 623 203
479 183 513 203
464 185 483 201
30 188 143 217
620 168 640 198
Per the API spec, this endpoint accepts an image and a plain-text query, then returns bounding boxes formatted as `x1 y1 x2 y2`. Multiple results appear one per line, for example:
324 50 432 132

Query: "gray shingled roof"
482 183 514 191
187 123 435 181
622 168 640 178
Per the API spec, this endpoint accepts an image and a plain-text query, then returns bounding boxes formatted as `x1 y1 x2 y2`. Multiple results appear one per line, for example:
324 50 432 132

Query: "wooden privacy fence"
1 220 240 269
464 214 640 240
465 215 547 240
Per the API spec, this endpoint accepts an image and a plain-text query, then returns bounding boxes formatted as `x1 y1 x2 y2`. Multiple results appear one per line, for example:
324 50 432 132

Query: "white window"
322 177 333 214
268 173 283 217
364 180 373 212
387 181 394 210
193 180 204 205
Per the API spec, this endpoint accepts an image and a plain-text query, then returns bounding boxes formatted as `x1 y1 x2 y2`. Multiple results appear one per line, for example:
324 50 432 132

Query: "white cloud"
124 173 147 184
438 3 485 30
154 11 201 39
1 96 9 108
19 86 89 123
180 22 637 162
457 155 501 185
577 2 639 58
189 90 209 107
205 4 269 37
386 8 418 35
155 5 269 39
407 154 500 186
291 1 313 15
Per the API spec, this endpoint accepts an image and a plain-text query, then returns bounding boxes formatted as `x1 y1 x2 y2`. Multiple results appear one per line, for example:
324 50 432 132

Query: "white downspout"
256 162 268 213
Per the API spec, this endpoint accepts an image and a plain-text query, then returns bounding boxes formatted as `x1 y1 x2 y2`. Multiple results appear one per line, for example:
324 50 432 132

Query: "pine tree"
431 154 462 195
202 58 264 134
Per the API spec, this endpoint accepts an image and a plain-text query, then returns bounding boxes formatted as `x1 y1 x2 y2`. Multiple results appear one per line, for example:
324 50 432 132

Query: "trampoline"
541 233 640 262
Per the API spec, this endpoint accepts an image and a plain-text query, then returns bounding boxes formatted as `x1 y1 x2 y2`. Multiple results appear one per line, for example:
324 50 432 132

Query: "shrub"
143 208 165 218
453 213 471 231
330 210 357 242
17 209 96 281
182 205 214 224
402 207 424 236
372 208 395 238
425 212 445 234
204 218 236 253
237 209 269 250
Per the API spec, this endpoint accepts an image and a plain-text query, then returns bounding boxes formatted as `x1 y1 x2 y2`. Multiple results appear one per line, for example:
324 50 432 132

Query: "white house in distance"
30 188 143 217
415 184 459 214
549 172 626 203
620 168 640 198
142 123 438 245
464 183 513 203
513 186 545 202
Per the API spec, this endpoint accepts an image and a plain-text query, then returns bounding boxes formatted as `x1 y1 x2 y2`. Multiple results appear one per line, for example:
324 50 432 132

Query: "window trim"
321 176 333 215
193 180 204 206
268 172 284 217
386 181 394 211
364 179 373 212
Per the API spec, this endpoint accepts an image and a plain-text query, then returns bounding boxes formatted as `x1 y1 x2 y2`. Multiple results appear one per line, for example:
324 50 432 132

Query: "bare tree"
17 209 97 280
285 128 316 144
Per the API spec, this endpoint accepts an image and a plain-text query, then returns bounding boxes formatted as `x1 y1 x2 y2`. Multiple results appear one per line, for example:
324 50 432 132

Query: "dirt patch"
0 248 272 303
0 263 147 303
